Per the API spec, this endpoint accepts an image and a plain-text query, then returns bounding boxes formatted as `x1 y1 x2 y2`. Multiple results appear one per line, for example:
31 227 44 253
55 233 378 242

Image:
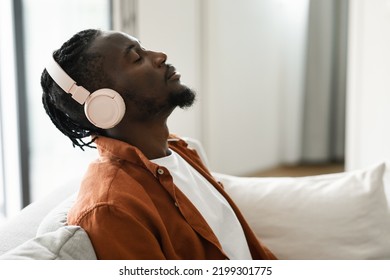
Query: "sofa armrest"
0 179 79 255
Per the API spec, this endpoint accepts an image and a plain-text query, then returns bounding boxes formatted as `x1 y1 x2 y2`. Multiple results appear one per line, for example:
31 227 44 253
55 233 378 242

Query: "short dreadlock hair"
41 29 113 150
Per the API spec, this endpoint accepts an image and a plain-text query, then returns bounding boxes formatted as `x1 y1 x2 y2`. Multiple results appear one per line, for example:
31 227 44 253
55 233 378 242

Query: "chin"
170 86 196 109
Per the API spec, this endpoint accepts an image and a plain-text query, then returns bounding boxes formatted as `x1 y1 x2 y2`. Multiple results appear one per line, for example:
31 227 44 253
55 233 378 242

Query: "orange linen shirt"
67 136 276 260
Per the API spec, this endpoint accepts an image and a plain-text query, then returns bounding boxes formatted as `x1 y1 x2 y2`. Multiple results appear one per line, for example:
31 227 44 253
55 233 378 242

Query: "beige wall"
346 0 390 170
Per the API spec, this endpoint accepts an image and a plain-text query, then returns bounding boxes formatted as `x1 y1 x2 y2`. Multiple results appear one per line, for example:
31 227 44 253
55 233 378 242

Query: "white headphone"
45 56 125 129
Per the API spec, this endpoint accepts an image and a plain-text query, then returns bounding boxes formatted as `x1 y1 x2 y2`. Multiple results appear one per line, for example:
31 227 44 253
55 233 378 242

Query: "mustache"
165 64 177 80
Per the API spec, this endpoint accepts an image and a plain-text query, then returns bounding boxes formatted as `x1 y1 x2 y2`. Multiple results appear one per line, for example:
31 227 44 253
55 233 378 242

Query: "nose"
152 51 167 67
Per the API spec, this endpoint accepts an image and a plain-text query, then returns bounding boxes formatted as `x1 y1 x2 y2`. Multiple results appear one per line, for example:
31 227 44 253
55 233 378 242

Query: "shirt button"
157 168 164 175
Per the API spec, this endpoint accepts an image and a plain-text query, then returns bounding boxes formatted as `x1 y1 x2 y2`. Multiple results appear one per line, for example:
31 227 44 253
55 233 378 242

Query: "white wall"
203 0 281 174
137 0 203 142
346 0 390 170
203 0 309 174
138 0 309 175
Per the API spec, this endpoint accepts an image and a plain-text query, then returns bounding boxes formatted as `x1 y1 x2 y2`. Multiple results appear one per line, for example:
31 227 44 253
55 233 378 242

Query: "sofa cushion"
37 193 77 235
0 181 79 255
0 192 97 260
214 161 390 260
0 225 96 260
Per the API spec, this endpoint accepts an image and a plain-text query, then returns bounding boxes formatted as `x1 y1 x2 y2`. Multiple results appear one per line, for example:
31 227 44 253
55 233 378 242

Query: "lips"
166 65 181 81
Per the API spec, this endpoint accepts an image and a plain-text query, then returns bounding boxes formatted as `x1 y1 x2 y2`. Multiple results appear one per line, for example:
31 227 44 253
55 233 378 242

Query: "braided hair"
41 29 112 150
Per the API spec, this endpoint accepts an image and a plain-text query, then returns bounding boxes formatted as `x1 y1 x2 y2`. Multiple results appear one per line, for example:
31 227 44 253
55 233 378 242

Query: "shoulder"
68 160 156 225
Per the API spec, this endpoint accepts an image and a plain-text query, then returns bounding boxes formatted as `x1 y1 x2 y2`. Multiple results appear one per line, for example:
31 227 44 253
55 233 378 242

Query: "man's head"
42 29 195 149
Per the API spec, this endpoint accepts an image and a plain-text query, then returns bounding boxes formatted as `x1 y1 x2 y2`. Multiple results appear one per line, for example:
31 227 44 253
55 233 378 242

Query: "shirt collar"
93 135 189 175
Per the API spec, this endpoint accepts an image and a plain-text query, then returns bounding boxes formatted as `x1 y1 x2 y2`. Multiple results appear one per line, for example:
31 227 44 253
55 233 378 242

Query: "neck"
106 118 171 160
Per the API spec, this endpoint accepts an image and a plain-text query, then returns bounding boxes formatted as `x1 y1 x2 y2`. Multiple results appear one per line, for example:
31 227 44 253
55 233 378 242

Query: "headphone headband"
45 56 90 104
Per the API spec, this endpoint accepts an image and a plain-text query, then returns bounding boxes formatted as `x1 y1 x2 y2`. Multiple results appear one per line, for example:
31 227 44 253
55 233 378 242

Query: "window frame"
0 0 24 218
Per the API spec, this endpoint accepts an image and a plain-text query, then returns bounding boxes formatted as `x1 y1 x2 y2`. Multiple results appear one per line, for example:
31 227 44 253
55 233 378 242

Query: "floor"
247 162 345 177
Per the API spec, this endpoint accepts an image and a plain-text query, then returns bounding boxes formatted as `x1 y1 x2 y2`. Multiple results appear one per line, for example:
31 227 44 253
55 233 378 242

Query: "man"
41 29 276 260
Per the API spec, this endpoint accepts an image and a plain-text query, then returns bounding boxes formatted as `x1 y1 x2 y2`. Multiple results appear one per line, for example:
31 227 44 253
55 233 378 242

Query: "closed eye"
134 53 142 63
134 45 147 63
124 42 146 63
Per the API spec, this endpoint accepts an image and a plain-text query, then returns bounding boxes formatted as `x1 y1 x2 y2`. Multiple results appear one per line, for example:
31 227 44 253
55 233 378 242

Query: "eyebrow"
124 44 136 57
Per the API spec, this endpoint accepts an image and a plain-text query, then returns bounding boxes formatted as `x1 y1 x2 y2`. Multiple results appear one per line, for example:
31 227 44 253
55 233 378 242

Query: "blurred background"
1 0 390 221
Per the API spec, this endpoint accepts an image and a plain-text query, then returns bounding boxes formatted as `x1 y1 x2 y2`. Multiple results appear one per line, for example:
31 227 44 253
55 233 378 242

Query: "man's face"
88 31 195 121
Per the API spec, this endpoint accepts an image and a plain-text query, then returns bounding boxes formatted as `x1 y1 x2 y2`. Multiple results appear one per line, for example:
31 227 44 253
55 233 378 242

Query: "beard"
129 86 196 120
167 86 196 109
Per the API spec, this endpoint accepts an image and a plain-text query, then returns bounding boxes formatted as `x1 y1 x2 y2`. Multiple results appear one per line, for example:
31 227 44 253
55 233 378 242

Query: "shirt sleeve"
77 203 167 260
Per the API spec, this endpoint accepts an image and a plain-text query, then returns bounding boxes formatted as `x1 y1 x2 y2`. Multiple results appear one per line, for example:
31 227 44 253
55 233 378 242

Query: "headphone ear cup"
84 89 126 129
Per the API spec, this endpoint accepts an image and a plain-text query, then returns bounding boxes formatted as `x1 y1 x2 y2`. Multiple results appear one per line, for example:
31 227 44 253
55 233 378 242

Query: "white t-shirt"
151 149 252 260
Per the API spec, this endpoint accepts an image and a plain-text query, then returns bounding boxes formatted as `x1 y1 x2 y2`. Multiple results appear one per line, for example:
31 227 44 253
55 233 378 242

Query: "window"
0 108 4 222
0 0 23 219
0 0 111 221
21 0 111 202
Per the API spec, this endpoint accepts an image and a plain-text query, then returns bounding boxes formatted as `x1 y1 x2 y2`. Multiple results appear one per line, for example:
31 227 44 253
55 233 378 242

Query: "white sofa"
1 140 390 260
